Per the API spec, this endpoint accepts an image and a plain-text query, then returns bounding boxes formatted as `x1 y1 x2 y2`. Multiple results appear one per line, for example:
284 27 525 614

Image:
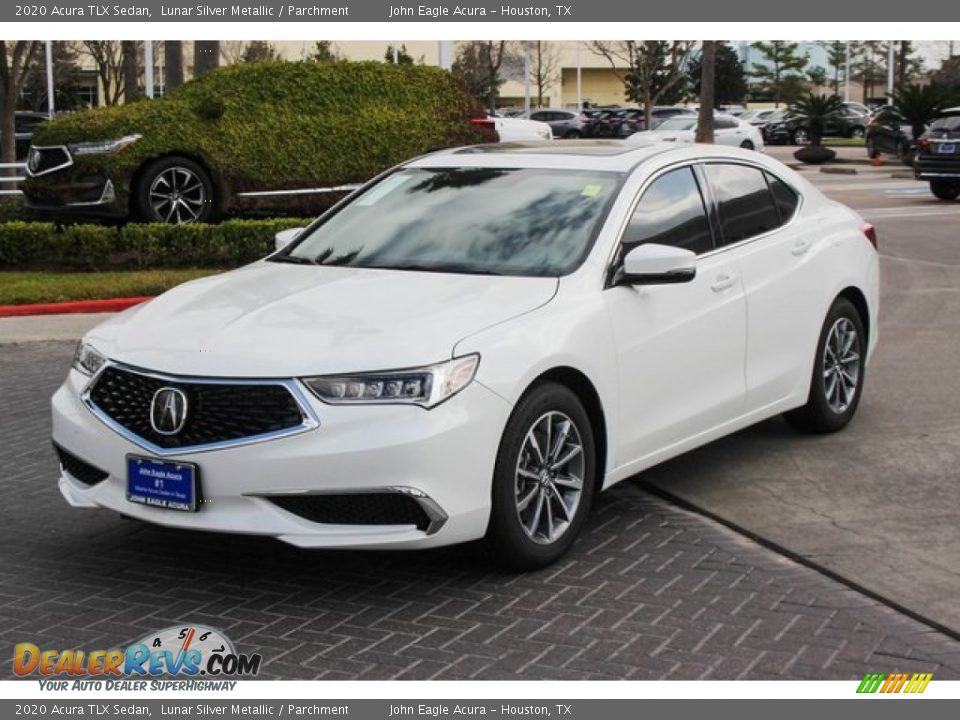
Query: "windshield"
655 117 697 132
279 167 623 277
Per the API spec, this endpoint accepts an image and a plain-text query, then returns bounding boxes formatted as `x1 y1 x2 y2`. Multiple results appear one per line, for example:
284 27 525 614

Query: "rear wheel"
784 297 866 434
134 156 215 224
563 129 583 139
486 383 596 570
791 128 809 145
866 136 880 159
930 180 960 201
739 140 755 150
850 126 866 139
896 141 915 166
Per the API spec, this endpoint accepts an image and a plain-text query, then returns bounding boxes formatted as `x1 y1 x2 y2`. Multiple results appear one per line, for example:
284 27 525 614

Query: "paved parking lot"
2 148 959 680
645 147 960 635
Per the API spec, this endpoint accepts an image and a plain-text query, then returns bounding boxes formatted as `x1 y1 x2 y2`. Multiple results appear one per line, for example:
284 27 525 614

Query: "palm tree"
889 83 948 149
789 92 845 146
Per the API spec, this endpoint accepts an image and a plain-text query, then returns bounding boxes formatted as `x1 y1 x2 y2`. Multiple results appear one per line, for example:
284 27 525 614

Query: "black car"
764 107 870 145
914 108 960 201
865 109 918 165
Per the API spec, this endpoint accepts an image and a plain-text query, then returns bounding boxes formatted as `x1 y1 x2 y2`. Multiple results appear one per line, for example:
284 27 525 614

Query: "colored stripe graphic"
857 672 932 694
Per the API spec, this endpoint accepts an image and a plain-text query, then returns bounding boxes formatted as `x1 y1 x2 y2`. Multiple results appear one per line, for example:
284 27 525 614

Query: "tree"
807 66 828 89
528 41 560 107
895 41 925 88
0 41 41 171
590 41 694 130
164 41 184 92
451 41 521 113
240 41 279 64
850 41 886 104
750 41 808 107
311 41 339 63
819 41 847 95
790 92 844 145
932 55 960 96
81 41 124 105
695 41 716 144
19 41 83 112
384 44 415 65
890 83 949 145
193 41 220 78
121 40 142 102
689 41 746 107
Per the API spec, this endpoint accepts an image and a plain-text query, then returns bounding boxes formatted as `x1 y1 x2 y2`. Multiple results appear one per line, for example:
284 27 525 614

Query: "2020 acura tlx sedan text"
52 140 879 569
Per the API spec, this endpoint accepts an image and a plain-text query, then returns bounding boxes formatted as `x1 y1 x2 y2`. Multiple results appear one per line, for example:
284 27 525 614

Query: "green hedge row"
0 218 312 271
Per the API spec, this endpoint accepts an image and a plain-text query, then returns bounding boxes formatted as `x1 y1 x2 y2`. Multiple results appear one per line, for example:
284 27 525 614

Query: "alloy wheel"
514 411 585 545
149 166 207 224
822 317 861 414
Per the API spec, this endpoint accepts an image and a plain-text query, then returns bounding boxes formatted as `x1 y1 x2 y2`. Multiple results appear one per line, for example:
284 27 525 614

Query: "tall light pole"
144 41 154 98
887 41 894 104
844 42 851 102
576 41 582 110
44 41 55 116
523 42 531 114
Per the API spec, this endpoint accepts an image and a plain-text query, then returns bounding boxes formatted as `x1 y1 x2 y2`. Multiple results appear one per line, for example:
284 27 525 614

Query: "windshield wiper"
271 254 316 265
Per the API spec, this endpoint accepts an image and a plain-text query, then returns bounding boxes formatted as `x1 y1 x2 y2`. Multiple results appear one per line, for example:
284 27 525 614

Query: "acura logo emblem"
150 387 189 435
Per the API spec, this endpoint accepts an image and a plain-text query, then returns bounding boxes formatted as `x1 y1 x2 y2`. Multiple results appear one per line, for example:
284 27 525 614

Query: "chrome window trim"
249 486 448 535
26 144 73 177
80 360 320 457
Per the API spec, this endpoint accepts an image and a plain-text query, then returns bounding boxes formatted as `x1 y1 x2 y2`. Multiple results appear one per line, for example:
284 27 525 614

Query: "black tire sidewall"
134 157 216 223
806 298 867 432
487 382 596 569
930 181 960 201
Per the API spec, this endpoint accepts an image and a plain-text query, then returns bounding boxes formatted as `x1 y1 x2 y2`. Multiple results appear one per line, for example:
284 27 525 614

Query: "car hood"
87 261 558 378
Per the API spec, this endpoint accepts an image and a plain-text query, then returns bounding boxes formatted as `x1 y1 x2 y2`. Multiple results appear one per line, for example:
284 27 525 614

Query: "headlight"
73 342 107 376
67 134 141 156
302 354 480 409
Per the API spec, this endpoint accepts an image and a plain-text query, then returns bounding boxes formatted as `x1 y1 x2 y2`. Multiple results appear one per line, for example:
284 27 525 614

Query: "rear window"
930 115 960 133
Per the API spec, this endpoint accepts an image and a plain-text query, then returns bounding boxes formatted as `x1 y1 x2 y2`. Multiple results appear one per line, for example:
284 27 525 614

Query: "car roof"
939 107 960 116
408 139 771 173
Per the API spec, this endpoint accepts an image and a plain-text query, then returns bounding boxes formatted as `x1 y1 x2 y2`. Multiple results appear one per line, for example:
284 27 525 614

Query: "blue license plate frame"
126 455 199 512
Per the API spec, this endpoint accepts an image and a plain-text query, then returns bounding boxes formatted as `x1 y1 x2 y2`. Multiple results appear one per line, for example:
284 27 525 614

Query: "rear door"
702 162 827 409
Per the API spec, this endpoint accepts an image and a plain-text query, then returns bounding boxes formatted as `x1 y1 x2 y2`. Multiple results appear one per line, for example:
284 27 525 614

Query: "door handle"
711 273 737 292
792 239 812 256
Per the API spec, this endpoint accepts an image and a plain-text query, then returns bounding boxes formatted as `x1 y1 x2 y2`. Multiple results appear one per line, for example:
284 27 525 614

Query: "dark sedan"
914 108 960 200
765 107 870 145
527 109 589 138
866 109 918 165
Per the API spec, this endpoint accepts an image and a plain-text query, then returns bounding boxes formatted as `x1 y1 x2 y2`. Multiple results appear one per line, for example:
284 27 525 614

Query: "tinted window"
765 172 800 223
704 164 781 245
285 167 622 277
715 116 738 129
930 115 960 133
622 167 713 255
530 112 549 121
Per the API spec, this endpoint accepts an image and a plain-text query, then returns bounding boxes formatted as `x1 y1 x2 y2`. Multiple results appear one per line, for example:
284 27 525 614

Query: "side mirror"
618 243 697 285
274 227 305 252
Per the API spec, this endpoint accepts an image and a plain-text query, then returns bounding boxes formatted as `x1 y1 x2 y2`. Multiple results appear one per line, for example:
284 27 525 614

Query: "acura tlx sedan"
53 140 879 569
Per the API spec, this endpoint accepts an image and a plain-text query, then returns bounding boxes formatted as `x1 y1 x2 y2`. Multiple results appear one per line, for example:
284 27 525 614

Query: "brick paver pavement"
3 341 959 680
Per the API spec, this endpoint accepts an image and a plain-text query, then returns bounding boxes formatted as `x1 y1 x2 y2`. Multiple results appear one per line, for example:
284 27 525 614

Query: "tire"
563 130 583 139
133 156 216 224
486 382 596 570
739 140 755 150
930 180 960 201
866 136 879 159
850 126 866 139
897 142 915 167
784 297 866 434
791 128 809 146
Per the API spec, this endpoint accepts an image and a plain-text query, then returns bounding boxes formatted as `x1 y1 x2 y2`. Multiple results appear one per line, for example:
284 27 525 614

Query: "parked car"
630 113 765 151
22 62 488 224
914 107 960 200
53 140 877 568
740 109 776 126
765 106 870 145
843 101 873 117
527 109 589 138
472 116 553 142
865 109 918 165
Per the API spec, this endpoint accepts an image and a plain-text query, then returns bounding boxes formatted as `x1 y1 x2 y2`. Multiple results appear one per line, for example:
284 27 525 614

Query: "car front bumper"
52 368 512 549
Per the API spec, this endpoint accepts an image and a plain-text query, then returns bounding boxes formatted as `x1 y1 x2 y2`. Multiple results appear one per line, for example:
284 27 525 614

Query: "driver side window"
622 167 714 256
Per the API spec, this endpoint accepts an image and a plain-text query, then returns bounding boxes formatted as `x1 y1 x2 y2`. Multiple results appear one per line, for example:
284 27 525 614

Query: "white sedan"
54 140 877 569
631 113 765 151
472 115 553 142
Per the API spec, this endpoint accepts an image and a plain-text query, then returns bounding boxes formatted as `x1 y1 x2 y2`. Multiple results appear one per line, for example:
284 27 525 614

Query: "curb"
0 296 151 319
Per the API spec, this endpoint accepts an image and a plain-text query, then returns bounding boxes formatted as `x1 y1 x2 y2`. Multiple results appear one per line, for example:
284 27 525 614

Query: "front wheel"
930 180 960 201
866 136 879 159
563 129 583 139
133 156 216 224
850 126 866 139
740 140 755 150
784 297 866 434
791 128 810 145
486 383 596 570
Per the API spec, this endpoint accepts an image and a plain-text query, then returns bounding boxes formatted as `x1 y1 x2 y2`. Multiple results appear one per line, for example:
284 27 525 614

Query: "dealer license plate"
127 455 198 512
936 143 956 154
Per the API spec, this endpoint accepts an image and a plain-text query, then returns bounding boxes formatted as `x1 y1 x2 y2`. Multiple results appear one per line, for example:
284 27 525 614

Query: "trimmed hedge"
25 61 487 216
0 218 312 271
